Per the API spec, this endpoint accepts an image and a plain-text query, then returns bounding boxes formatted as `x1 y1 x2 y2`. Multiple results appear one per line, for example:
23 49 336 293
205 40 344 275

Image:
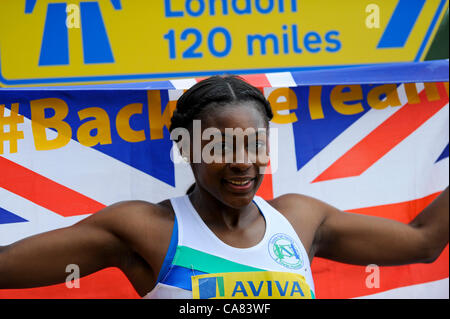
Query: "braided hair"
169 75 273 194
169 75 273 134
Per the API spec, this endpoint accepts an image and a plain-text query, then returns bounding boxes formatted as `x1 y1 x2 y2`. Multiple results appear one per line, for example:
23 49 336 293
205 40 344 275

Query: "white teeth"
228 180 250 185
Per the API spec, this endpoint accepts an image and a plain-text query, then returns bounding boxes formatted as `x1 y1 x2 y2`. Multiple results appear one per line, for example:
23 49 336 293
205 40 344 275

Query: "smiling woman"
0 75 448 300
169 75 273 204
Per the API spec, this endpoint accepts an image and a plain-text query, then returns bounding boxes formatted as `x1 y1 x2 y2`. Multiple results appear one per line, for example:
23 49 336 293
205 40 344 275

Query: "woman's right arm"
0 204 133 289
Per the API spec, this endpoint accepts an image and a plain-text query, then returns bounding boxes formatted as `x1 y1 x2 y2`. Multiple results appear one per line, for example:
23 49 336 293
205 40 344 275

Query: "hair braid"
169 75 273 133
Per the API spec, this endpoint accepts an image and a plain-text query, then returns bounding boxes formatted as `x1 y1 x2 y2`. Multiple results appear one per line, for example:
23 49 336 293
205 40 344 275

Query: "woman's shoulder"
266 193 331 228
107 198 175 220
267 193 329 212
84 198 175 235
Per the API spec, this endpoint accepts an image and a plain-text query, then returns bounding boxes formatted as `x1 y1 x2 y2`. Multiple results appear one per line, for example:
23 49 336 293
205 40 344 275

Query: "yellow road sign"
0 0 448 86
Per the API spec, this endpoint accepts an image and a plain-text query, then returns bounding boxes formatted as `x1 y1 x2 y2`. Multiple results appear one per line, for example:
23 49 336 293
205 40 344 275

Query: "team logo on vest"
268 233 303 269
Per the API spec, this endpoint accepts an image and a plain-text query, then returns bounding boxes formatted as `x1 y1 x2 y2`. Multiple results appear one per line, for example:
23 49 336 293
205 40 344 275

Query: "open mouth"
228 180 252 186
223 177 256 192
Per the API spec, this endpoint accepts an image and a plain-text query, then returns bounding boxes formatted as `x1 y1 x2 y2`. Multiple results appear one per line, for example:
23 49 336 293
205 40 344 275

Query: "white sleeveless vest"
143 195 315 299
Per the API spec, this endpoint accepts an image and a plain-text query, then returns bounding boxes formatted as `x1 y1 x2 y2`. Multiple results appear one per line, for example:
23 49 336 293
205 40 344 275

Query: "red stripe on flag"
347 191 440 222
240 74 271 88
312 191 449 299
313 247 449 299
0 267 139 299
0 156 105 217
255 160 273 200
313 83 449 183
196 74 271 88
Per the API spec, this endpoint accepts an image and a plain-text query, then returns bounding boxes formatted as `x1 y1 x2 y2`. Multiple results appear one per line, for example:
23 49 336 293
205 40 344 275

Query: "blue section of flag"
436 144 449 163
291 85 375 171
39 3 69 66
2 59 448 87
0 90 176 186
80 2 115 64
0 81 176 91
0 207 28 225
377 0 426 48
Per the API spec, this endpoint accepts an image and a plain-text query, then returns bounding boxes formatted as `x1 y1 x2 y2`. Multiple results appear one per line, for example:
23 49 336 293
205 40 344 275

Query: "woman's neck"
188 187 258 231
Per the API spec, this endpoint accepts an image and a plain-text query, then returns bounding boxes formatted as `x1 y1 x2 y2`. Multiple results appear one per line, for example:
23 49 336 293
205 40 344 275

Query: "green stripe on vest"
173 246 265 274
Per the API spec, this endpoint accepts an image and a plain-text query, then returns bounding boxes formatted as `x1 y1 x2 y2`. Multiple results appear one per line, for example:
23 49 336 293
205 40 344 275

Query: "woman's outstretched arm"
313 187 449 266
0 204 133 289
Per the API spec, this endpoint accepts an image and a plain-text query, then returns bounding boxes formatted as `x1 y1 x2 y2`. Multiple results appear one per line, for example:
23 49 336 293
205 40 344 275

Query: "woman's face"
189 101 270 209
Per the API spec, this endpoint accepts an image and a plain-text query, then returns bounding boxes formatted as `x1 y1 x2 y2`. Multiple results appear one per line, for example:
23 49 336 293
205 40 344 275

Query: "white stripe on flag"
170 79 197 90
266 72 297 87
354 277 449 299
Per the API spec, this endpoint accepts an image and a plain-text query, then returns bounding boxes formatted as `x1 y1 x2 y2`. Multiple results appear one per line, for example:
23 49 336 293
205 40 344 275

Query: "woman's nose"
228 147 253 171
229 160 252 172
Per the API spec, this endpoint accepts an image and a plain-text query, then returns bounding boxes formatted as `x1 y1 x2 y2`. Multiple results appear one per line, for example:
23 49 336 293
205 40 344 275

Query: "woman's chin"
220 192 256 209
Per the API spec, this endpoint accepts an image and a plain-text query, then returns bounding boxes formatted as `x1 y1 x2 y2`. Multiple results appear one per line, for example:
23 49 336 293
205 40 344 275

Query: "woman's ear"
171 126 192 163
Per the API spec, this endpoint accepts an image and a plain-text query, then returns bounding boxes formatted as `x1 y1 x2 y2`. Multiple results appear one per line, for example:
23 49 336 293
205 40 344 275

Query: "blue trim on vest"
156 216 178 284
161 265 208 291
253 198 263 216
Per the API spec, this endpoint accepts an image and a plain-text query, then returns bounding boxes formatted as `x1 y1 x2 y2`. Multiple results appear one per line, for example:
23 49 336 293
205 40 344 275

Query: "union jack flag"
0 61 448 298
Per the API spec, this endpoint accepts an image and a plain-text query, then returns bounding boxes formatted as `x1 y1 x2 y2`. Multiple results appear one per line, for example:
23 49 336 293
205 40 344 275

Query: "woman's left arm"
314 187 449 266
